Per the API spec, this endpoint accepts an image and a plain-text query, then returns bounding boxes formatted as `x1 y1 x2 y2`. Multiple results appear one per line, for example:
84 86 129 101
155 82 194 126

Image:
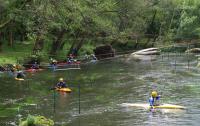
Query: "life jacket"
57 82 66 88
149 96 160 106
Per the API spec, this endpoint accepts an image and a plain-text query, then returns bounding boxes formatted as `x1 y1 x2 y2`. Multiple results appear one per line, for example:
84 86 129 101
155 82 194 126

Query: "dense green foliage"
19 115 54 126
0 0 200 59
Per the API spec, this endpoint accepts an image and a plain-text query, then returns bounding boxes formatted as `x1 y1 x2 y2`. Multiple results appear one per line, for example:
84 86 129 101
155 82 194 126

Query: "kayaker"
16 71 25 79
10 64 18 73
0 65 5 72
15 64 22 71
50 58 57 65
91 54 97 60
67 54 74 63
149 91 160 107
50 58 57 70
71 48 77 56
31 62 39 69
56 78 67 88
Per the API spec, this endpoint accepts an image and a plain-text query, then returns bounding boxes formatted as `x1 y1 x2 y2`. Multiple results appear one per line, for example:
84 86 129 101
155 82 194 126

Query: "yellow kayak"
56 88 72 93
121 103 186 109
15 77 25 81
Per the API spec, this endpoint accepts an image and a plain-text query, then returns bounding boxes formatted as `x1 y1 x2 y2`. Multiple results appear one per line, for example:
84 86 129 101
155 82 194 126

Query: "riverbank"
0 40 193 65
0 42 93 65
0 43 33 64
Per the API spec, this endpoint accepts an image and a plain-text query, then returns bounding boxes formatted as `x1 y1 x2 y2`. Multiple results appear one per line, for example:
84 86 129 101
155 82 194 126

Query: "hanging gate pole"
78 83 81 114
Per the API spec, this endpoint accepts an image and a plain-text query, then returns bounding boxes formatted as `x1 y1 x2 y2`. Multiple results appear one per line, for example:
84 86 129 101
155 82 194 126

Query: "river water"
0 53 200 126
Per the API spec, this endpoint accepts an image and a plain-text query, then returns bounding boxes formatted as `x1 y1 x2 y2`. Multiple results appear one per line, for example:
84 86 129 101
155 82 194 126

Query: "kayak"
56 88 72 93
121 103 186 109
48 62 80 71
24 69 43 72
15 77 25 81
57 61 80 65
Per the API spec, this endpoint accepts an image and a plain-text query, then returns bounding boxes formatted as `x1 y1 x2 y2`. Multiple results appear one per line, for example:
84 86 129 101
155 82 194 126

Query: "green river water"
0 53 200 126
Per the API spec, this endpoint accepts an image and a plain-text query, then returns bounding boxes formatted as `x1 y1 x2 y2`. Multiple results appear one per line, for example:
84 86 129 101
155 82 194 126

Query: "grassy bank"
0 43 33 65
0 41 96 65
0 39 186 65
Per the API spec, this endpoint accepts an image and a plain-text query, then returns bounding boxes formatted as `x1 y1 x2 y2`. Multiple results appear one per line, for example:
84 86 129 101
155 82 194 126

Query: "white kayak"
121 103 186 109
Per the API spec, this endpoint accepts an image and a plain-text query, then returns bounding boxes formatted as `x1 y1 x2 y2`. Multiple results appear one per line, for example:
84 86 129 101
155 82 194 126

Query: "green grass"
0 42 33 65
0 57 18 64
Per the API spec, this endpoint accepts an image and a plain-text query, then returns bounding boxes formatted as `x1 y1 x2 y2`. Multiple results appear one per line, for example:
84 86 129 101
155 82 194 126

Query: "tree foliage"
1 0 200 55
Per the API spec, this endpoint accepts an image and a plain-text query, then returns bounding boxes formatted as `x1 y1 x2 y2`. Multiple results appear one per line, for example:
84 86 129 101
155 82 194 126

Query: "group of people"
55 77 160 108
50 53 78 66
10 58 159 108
84 54 97 62
9 64 25 79
13 63 69 89
12 61 68 88
11 62 40 79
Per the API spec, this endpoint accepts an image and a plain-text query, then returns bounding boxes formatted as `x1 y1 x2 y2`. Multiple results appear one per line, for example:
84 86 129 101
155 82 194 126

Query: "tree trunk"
33 35 44 54
67 38 84 56
50 29 66 56
144 10 157 47
68 40 77 55
134 37 139 49
118 0 128 32
74 38 85 56
7 21 14 47
0 42 1 52
59 41 65 50
0 32 2 51
8 30 13 47
68 31 80 56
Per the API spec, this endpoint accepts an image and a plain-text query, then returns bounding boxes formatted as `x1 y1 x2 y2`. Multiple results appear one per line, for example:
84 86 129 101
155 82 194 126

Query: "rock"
93 45 115 59
185 48 200 53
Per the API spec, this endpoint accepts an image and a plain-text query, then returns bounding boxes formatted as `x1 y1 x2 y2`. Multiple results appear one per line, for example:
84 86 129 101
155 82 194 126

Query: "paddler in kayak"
91 54 97 60
149 91 160 108
50 58 57 65
50 58 57 71
0 65 5 72
67 54 74 64
31 62 39 69
56 78 67 88
16 70 25 79
11 64 21 74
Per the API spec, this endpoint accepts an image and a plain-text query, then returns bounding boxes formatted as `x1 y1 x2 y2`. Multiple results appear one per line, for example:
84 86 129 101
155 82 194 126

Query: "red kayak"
24 68 44 72
57 61 81 66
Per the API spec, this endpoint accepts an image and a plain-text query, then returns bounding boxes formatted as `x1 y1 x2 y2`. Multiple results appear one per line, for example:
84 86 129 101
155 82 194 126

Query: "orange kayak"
55 88 72 93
